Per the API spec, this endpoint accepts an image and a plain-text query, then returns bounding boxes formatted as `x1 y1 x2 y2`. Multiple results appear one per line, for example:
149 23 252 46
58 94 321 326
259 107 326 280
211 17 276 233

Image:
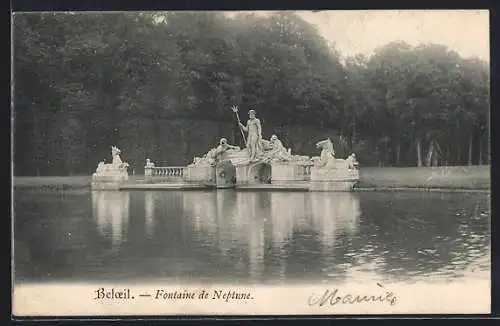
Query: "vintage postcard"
12 10 490 317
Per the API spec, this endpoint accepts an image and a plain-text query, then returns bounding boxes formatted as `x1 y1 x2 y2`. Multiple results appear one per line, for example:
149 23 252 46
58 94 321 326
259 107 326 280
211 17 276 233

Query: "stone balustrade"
144 166 185 180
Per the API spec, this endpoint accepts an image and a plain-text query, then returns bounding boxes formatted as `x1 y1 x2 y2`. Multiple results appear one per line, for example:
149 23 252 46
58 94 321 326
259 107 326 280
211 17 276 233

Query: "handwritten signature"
307 283 398 307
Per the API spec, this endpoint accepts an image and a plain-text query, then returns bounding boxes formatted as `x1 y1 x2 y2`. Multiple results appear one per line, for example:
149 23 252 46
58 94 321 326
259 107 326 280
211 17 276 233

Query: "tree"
13 12 490 174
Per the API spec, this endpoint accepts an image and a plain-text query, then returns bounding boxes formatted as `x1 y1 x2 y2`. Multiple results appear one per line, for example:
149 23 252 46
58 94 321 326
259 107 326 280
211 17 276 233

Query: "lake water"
13 187 490 285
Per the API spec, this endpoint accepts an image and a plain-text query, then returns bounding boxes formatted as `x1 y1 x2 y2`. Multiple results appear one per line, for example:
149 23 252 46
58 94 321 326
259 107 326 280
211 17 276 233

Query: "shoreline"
355 187 490 193
12 166 491 193
12 179 490 193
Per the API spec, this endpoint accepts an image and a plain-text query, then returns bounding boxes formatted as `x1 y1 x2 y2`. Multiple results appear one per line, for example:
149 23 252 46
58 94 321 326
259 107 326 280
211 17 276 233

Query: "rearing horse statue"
312 138 337 168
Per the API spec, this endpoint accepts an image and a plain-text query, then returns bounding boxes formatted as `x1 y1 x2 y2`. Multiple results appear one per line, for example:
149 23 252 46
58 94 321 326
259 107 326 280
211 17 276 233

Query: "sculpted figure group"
94 145 130 177
189 108 358 170
237 108 301 163
311 138 358 170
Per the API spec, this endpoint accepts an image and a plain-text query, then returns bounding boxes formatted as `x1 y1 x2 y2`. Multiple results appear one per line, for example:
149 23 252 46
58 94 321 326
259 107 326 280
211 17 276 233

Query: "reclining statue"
261 134 293 162
189 138 241 166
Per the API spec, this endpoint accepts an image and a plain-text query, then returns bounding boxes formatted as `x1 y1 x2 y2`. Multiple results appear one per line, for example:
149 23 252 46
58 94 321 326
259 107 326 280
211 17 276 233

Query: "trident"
231 105 247 146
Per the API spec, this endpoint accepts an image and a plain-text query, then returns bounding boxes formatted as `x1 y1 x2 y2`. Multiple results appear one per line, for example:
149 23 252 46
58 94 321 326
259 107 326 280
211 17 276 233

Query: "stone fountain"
183 134 359 191
92 110 359 192
177 108 359 191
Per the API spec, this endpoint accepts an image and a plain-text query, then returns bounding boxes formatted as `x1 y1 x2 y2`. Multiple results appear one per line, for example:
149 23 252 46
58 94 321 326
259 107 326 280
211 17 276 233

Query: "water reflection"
144 192 156 237
236 192 268 281
15 187 490 284
184 192 218 235
91 191 130 248
310 192 360 253
269 193 296 244
179 191 361 282
267 193 305 282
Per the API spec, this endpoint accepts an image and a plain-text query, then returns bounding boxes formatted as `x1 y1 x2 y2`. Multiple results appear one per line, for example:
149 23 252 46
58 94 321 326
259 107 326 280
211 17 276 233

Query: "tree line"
13 11 489 175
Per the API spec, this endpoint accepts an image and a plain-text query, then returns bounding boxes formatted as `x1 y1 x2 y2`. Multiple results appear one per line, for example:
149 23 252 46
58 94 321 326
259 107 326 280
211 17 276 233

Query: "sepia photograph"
12 10 490 316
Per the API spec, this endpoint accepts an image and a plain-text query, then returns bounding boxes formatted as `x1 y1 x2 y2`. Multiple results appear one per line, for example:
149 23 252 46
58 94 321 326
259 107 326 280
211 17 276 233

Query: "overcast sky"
238 10 490 61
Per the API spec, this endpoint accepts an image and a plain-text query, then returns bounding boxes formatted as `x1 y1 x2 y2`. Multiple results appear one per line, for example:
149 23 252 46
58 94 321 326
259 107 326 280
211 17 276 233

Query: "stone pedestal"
310 180 357 192
91 181 123 190
91 171 129 190
310 168 359 192
235 164 251 184
270 163 302 184
186 165 215 184
235 162 272 185
215 161 236 189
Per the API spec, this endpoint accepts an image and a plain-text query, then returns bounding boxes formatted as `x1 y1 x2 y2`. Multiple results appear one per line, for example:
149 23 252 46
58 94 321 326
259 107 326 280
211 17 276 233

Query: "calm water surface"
14 187 490 285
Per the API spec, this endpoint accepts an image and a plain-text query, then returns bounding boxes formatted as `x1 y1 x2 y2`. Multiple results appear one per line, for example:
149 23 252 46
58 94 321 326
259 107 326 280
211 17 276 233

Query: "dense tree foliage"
13 12 489 175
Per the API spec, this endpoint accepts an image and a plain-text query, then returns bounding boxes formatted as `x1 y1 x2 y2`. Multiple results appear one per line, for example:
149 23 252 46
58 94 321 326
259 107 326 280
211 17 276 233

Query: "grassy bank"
13 166 490 190
358 165 490 190
13 175 142 189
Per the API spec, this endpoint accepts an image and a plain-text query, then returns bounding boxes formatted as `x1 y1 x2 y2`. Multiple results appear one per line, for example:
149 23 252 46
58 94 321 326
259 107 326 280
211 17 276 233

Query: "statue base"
91 171 129 190
186 165 216 184
91 181 124 190
311 167 359 180
270 162 307 183
215 161 236 188
235 161 272 185
310 180 357 192
309 168 359 192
